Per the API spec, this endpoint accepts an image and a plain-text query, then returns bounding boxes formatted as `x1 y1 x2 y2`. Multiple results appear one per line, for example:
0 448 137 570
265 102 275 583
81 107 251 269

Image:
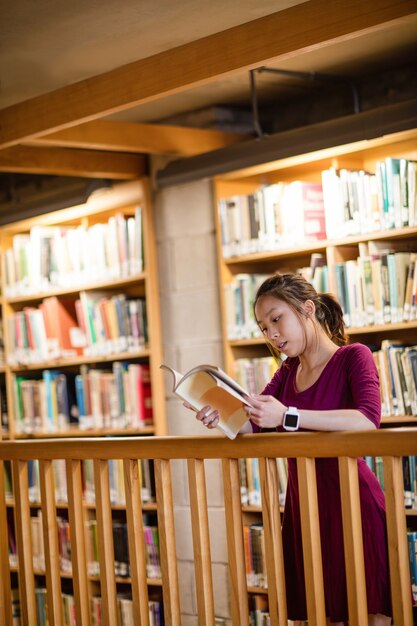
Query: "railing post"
297 457 326 626
94 458 119 626
383 455 413 626
123 458 150 626
187 458 215 626
258 457 287 626
338 456 368 626
155 458 181 626
39 459 64 626
222 458 249 626
0 460 12 625
66 459 91 626
12 459 37 625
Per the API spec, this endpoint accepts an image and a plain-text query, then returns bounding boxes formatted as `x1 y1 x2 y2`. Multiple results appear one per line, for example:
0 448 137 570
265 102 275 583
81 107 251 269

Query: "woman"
192 272 391 626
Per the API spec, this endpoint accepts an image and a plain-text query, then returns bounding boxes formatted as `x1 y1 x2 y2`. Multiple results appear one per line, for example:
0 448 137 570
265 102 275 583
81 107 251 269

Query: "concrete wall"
153 174 231 625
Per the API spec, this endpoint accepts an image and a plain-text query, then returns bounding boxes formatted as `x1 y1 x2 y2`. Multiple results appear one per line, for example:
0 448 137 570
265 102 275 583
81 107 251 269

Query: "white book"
161 363 251 439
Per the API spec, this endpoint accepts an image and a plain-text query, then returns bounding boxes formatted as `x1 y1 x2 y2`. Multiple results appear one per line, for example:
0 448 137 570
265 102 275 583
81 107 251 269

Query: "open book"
160 363 251 439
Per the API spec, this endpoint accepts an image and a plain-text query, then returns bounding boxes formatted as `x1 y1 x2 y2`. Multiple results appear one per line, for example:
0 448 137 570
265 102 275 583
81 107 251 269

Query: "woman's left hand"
244 394 287 429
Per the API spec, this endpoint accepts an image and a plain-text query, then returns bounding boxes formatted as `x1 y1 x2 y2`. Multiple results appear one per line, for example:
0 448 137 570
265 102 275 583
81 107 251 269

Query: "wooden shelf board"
9 348 150 372
13 425 154 438
223 226 417 267
5 272 146 305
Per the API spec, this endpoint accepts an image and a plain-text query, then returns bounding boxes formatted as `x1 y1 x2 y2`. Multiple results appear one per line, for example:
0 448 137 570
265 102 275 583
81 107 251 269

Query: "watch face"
285 412 299 428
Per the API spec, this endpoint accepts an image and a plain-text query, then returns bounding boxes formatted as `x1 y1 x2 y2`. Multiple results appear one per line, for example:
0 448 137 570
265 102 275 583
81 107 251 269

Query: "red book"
41 296 83 356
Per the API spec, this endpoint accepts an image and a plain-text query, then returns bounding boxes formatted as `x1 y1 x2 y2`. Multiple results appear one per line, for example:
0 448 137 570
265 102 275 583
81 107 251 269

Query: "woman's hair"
254 272 347 346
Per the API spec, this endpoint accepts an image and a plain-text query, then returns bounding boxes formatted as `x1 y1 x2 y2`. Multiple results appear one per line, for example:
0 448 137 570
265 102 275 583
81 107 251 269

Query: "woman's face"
255 294 310 358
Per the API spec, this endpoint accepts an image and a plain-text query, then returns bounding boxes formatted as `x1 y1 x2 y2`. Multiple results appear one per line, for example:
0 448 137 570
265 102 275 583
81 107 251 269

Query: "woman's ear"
303 299 316 316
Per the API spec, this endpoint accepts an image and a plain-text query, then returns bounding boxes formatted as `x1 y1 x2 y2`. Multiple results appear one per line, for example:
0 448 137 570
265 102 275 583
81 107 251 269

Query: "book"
161 363 251 439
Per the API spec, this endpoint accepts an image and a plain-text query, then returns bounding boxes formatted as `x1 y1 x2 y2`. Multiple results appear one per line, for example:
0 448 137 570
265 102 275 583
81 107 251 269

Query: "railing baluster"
187 458 215 626
383 455 413 626
39 459 63 626
338 456 368 626
259 457 287 626
12 459 36 625
297 457 326 626
0 460 12 625
94 458 119 626
222 457 249 626
155 458 181 626
66 459 91 626
123 458 150 626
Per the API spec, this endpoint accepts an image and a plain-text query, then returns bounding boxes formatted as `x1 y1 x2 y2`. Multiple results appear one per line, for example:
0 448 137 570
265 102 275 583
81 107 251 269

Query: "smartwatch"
283 406 300 431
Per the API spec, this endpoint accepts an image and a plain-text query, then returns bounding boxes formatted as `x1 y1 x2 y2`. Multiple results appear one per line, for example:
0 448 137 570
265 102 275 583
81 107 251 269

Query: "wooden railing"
0 428 416 626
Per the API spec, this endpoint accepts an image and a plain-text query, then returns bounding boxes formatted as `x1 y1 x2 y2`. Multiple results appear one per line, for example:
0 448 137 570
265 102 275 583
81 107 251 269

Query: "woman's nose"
268 328 279 340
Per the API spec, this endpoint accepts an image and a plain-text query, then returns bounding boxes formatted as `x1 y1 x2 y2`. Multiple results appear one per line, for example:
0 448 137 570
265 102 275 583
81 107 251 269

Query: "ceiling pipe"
156 99 417 188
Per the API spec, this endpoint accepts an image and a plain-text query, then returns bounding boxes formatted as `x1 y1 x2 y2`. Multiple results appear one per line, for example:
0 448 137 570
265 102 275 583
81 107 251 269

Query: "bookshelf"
0 179 166 439
0 179 166 623
212 127 417 613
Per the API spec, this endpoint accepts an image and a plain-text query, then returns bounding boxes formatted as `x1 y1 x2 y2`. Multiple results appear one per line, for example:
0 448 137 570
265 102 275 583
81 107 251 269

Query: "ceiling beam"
28 120 249 156
0 0 415 149
0 146 146 179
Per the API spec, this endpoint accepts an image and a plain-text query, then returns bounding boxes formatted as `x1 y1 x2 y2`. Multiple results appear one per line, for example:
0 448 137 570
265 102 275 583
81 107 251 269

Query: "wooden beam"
0 0 415 148
29 119 249 155
0 146 145 179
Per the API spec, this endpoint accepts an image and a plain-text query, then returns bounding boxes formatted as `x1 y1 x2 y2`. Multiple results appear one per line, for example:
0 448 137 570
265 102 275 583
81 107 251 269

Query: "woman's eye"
273 316 280 323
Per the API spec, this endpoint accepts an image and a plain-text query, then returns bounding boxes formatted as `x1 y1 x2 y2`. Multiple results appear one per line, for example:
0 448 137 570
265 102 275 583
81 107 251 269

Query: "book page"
160 364 184 391
176 371 248 439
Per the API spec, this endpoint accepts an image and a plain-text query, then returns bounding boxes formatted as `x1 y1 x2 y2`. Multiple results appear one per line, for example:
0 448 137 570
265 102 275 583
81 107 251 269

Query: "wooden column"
66 459 91 626
39 459 64 626
338 456 368 626
187 458 215 626
155 459 181 626
222 458 249 625
12 459 36 626
297 457 326 626
123 458 150 626
383 455 413 626
259 457 287 626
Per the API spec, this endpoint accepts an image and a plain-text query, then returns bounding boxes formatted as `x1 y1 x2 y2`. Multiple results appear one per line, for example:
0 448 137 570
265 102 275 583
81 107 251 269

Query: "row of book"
6 293 147 366
86 519 161 579
244 524 266 588
239 453 416 511
4 208 144 297
408 531 417 604
234 357 278 395
12 362 153 434
243 525 417 607
334 244 417 328
8 514 161 581
239 457 288 508
224 247 417 342
4 458 156 506
374 342 417 419
28 589 164 626
91 597 163 626
218 158 417 258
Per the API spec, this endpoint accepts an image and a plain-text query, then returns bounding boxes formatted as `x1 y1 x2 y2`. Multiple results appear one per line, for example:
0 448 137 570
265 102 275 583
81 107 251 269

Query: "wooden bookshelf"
0 179 166 439
213 127 417 606
0 179 166 617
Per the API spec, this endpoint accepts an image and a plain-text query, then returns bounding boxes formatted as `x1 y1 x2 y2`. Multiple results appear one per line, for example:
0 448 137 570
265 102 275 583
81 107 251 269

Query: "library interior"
0 1 417 625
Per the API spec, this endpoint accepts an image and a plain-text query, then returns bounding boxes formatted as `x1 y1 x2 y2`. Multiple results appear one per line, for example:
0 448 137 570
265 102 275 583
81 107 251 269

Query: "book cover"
161 363 251 439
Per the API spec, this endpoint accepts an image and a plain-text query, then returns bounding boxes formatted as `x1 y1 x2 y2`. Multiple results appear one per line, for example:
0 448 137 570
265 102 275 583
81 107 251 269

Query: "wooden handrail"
0 429 415 626
0 427 416 460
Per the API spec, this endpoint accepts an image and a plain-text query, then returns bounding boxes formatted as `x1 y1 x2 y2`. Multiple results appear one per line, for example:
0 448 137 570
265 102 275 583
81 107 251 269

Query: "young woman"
191 272 391 626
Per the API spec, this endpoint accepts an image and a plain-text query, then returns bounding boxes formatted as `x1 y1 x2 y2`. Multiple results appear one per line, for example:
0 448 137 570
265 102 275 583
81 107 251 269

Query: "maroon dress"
252 343 391 622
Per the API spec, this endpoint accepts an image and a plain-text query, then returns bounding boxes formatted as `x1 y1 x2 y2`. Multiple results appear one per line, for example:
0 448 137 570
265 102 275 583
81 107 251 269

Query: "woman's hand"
183 402 220 429
244 394 287 429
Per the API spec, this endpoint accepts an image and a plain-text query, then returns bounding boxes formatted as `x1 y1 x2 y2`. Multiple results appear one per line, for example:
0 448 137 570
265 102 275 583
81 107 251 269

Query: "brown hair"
254 272 347 347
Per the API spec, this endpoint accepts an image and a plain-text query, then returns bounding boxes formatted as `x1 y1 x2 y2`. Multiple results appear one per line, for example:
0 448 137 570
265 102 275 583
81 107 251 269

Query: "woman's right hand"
183 402 220 429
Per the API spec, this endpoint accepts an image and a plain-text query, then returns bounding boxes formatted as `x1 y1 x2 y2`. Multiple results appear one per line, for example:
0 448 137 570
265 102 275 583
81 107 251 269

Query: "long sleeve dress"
251 342 391 622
